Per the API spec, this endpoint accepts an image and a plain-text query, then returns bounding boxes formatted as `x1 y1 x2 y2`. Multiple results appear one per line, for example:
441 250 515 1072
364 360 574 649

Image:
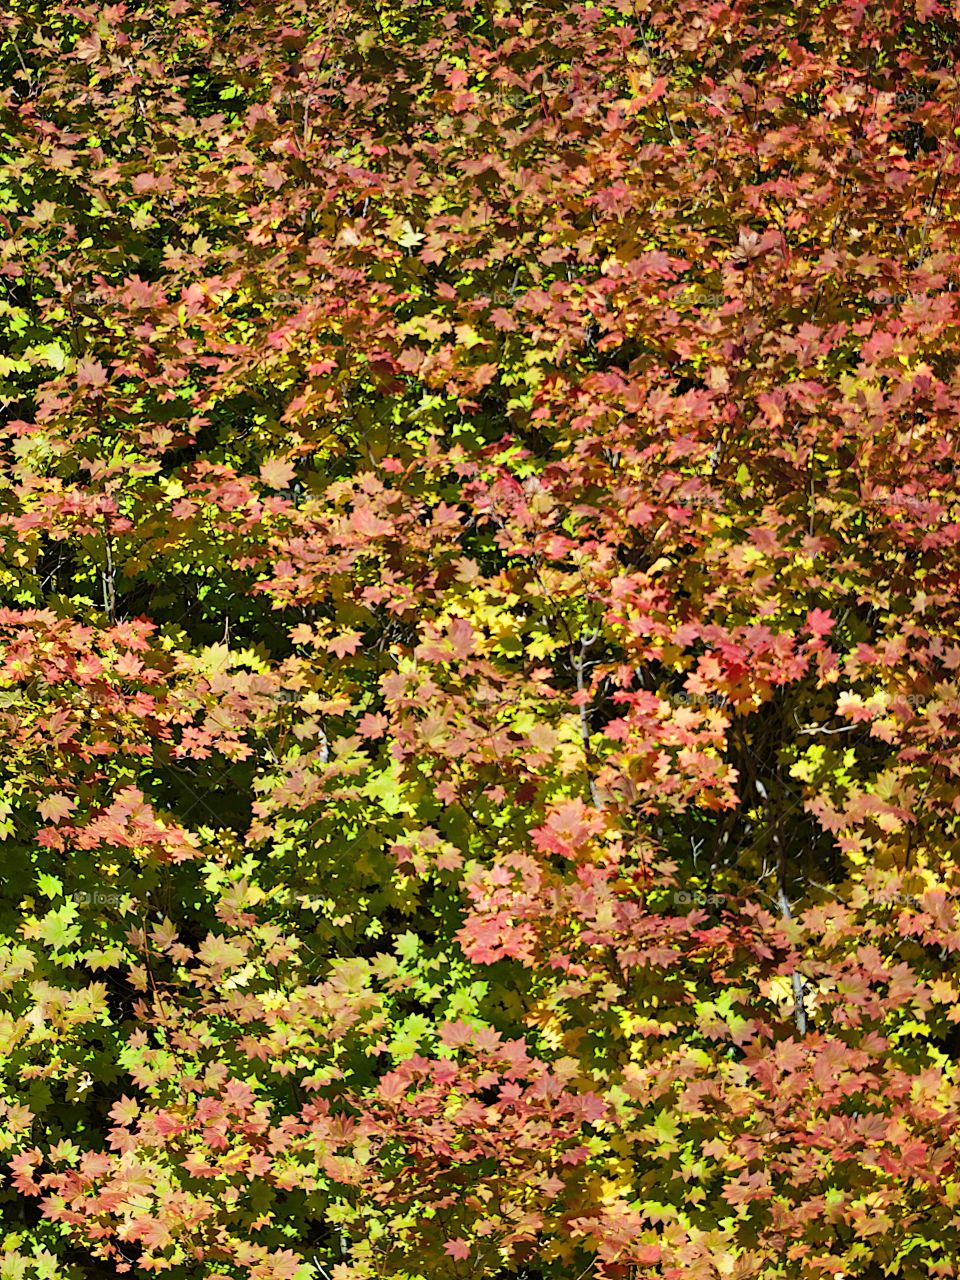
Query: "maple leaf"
806 609 835 637
108 1097 140 1126
438 1021 474 1048
37 794 76 824
730 226 779 267
196 934 246 975
259 458 296 489
358 712 388 738
8 1150 42 1195
131 1216 171 1249
327 631 363 657
74 32 102 62
76 358 108 388
223 1079 255 1108
122 275 163 308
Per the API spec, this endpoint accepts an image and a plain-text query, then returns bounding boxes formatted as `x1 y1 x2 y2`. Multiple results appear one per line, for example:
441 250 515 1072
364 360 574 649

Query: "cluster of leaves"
1 0 960 1276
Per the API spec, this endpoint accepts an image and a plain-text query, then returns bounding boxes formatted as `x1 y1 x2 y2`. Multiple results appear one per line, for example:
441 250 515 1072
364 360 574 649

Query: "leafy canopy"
1 0 960 1277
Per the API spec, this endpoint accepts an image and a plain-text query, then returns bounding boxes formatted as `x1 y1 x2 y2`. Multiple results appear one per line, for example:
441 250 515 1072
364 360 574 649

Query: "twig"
574 627 600 807
754 777 808 1035
102 536 116 622
796 723 859 736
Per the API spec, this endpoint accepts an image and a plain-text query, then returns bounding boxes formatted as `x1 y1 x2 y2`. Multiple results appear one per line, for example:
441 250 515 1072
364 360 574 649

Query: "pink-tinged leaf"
806 608 835 637
358 712 389 738
259 458 296 488
108 1096 140 1126
438 1020 474 1048
327 630 363 658
38 793 76 824
76 358 108 388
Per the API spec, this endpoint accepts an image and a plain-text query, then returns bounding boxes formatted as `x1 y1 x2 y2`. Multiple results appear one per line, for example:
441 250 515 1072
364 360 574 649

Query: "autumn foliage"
1 0 960 1276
